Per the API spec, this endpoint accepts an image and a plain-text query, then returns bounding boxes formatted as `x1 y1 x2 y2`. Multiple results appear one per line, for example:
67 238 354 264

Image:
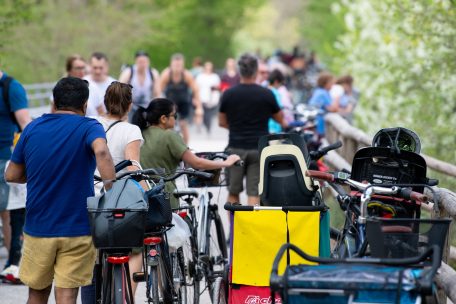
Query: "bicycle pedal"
132 272 145 282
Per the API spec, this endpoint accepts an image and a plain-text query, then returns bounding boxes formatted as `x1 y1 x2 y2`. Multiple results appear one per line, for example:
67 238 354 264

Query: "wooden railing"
323 113 456 303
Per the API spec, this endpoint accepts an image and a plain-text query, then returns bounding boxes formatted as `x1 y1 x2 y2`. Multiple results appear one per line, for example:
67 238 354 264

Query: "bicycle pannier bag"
145 186 172 230
87 178 148 248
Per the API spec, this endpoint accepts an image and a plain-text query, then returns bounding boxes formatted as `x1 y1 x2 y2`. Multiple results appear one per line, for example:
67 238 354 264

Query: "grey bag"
87 178 148 249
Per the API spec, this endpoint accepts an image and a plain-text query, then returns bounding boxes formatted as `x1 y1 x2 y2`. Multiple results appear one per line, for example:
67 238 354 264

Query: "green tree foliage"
1 0 258 82
0 0 34 59
299 0 346 72
2 0 156 82
336 0 456 168
145 0 263 69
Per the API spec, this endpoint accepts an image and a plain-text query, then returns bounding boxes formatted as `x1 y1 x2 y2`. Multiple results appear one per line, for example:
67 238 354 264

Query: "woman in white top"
195 61 221 134
82 82 144 302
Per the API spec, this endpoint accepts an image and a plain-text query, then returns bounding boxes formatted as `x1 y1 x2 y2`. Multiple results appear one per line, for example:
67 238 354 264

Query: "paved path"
0 118 235 303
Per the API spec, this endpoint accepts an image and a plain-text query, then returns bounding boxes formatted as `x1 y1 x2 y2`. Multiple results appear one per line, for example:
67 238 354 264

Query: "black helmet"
372 127 421 154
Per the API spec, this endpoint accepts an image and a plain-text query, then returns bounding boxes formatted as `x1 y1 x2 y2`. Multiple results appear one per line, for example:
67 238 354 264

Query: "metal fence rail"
24 82 54 108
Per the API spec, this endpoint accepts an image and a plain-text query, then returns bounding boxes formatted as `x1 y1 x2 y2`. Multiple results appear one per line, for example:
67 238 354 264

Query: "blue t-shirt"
0 73 28 159
308 88 332 135
268 88 283 134
11 114 106 237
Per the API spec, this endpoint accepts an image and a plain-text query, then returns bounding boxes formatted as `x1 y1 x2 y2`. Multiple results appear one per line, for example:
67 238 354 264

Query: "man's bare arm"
218 112 228 129
14 109 32 130
92 138 116 190
5 161 26 183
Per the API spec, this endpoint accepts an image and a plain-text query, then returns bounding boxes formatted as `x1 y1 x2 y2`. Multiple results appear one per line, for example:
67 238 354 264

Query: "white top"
4 161 26 210
196 73 221 108
94 116 144 194
330 84 344 100
84 75 116 116
130 65 154 108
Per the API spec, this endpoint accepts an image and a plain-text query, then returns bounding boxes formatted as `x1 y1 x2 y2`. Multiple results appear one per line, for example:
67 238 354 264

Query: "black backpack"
0 76 22 131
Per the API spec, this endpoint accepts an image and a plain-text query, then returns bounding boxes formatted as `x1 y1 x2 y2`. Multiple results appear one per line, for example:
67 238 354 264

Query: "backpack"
127 65 155 84
0 76 22 131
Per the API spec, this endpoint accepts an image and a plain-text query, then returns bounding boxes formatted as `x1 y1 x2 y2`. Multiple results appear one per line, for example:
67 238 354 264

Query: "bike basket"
366 217 451 261
88 208 147 249
145 191 172 230
87 178 148 249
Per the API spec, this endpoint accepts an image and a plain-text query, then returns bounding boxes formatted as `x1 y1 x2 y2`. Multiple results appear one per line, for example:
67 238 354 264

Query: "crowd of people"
0 47 359 303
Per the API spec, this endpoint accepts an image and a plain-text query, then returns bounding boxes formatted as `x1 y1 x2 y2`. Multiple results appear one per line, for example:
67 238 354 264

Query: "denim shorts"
0 159 10 211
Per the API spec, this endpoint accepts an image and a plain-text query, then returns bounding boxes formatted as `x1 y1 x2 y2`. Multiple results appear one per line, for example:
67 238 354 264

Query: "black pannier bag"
145 183 172 230
87 178 148 249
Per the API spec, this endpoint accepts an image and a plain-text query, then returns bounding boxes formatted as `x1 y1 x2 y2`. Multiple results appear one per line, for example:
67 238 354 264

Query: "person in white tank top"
119 51 161 122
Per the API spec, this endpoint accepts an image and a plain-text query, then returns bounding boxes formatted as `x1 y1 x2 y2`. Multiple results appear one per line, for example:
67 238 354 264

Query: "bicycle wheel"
147 264 160 304
146 241 174 304
205 208 228 300
208 208 228 263
171 248 188 304
211 276 227 304
182 216 200 304
112 264 125 304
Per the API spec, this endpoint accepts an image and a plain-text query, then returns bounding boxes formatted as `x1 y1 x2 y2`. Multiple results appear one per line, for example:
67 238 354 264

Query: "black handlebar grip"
224 203 254 211
142 168 161 175
114 160 133 173
194 171 214 179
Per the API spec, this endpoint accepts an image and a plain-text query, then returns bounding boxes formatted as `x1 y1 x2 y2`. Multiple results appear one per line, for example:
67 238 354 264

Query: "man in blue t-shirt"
5 77 116 304
0 70 31 279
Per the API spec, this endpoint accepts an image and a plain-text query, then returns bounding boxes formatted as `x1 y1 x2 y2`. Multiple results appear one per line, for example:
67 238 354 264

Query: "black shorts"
175 100 191 120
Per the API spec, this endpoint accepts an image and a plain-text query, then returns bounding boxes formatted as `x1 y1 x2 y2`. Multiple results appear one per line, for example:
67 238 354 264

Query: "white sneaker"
2 265 21 284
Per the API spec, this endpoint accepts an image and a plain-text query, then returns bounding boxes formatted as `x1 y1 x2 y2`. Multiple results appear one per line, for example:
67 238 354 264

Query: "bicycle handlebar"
309 140 343 160
305 170 428 203
224 203 327 212
116 168 213 182
196 151 244 167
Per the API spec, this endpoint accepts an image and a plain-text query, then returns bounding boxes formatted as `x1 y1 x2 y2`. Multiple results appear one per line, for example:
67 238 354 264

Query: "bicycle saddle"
173 189 199 199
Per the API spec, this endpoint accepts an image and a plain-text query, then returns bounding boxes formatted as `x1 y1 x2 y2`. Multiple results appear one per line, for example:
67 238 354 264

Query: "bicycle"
306 169 434 258
174 152 242 304
91 160 148 304
122 167 212 304
93 162 212 304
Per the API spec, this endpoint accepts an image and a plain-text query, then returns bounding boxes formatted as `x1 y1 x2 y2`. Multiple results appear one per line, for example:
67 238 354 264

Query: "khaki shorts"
226 147 260 197
19 233 96 290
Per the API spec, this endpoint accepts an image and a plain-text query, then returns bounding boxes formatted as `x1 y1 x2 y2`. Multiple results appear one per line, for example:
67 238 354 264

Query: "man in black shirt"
219 53 285 205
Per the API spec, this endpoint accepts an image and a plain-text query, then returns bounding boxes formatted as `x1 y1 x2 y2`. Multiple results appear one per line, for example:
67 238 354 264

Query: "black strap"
1 76 21 131
105 120 122 134
128 65 154 83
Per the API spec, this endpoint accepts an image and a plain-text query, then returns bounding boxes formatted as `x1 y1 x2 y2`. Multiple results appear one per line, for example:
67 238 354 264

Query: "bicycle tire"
182 216 200 304
112 264 125 304
206 209 228 300
211 276 227 304
160 241 174 304
148 265 160 304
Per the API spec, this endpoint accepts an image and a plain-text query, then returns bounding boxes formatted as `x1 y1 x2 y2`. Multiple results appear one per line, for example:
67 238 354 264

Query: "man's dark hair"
237 53 258 78
91 52 109 62
52 77 89 111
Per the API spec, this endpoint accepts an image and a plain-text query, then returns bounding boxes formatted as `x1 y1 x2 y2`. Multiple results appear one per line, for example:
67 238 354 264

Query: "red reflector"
107 256 130 264
178 211 188 219
144 236 162 245
149 249 158 257
113 210 125 219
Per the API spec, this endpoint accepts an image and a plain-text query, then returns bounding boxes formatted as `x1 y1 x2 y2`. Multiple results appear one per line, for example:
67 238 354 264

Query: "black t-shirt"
219 84 281 149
